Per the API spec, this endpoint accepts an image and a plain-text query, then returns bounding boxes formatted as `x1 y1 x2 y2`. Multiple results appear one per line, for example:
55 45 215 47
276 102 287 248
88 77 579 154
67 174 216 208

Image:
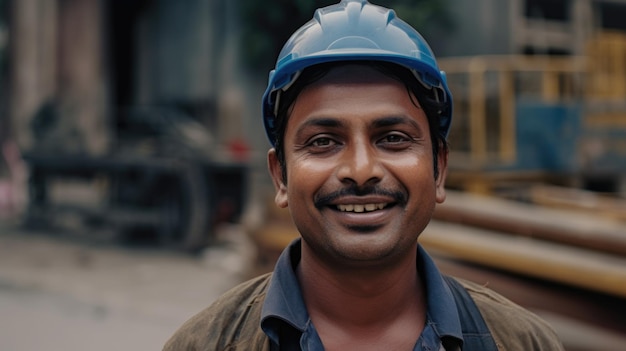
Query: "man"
163 1 565 350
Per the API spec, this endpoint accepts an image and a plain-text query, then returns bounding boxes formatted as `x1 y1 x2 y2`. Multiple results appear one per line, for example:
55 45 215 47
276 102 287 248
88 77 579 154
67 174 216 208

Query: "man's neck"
297 243 426 350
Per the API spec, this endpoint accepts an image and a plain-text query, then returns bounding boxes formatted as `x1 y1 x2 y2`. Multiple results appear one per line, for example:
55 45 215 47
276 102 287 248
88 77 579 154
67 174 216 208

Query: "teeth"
337 203 386 212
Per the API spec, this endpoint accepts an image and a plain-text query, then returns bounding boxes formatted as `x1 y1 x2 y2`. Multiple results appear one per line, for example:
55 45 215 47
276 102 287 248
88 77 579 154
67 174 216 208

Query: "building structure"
4 0 246 154
438 0 626 58
437 0 626 193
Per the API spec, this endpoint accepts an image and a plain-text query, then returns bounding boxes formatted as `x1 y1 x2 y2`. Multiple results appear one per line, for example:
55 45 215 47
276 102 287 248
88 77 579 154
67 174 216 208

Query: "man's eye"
381 134 407 143
310 137 334 147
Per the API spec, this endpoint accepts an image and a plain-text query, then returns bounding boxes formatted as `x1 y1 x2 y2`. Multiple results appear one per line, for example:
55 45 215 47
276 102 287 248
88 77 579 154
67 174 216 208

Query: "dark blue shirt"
260 239 463 351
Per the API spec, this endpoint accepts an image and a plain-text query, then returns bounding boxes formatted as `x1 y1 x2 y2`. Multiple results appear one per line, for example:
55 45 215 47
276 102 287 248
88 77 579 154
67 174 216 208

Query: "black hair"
273 61 449 183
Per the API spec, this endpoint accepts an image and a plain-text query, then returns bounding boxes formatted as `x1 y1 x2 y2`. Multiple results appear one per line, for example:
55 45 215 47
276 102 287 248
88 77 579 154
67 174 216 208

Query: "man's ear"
435 146 448 204
268 148 288 208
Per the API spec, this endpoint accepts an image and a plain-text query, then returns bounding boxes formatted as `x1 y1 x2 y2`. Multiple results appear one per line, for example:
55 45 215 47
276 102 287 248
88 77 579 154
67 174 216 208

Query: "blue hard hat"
262 0 453 146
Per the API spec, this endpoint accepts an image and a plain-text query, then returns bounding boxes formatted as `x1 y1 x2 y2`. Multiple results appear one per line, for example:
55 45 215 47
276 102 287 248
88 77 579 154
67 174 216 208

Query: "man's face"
268 65 447 268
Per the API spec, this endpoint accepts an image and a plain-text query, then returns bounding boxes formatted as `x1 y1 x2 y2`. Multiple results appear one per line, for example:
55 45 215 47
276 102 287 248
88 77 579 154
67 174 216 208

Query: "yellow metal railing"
586 31 626 100
438 32 626 168
439 55 587 166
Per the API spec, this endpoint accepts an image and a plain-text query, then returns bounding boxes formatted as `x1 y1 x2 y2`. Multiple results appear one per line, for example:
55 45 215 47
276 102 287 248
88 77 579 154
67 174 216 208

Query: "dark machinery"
22 106 248 251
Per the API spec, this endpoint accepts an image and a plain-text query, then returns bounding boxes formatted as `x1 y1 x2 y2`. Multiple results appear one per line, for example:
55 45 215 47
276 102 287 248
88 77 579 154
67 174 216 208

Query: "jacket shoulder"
163 273 272 351
455 278 565 351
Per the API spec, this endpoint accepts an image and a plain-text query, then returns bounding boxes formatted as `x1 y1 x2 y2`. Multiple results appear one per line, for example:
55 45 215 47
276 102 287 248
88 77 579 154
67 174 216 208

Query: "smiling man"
163 1 565 350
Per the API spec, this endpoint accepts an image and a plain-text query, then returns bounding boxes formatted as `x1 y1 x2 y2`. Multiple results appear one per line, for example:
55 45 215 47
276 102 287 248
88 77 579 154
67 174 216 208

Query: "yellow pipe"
468 58 487 163
498 69 516 163
542 71 560 102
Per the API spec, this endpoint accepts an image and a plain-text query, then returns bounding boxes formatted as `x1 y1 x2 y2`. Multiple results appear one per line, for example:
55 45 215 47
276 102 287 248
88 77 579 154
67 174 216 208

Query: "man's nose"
336 139 384 186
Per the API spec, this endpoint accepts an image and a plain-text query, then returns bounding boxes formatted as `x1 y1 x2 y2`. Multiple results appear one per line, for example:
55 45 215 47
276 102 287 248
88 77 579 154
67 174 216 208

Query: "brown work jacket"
163 273 564 351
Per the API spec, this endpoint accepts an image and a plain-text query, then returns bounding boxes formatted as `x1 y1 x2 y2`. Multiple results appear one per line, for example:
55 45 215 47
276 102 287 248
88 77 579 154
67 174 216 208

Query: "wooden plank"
434 190 626 256
421 220 626 298
529 185 626 222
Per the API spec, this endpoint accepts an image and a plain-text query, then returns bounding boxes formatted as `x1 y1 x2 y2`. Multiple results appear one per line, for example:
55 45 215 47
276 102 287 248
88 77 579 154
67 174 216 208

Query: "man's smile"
336 203 388 212
315 186 407 211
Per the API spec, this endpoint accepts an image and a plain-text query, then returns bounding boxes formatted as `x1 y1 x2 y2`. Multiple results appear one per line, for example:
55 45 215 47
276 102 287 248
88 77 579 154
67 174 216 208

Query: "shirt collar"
417 245 464 341
260 239 309 343
260 238 463 347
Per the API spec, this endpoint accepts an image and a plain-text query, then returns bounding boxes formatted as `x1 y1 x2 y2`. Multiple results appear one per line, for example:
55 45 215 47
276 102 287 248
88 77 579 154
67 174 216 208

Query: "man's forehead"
289 70 427 134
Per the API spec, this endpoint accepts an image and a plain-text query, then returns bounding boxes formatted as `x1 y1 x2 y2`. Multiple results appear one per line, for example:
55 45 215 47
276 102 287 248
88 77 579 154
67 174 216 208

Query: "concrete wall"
6 0 246 153
135 0 218 105
9 0 59 150
437 0 513 57
436 0 626 58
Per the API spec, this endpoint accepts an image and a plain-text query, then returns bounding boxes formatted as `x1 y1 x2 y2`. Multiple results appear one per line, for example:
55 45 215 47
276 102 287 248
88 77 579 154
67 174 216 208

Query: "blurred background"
0 0 625 350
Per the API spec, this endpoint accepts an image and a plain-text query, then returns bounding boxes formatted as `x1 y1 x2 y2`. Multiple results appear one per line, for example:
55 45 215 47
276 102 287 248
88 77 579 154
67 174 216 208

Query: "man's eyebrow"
372 115 421 130
299 117 345 129
296 116 421 133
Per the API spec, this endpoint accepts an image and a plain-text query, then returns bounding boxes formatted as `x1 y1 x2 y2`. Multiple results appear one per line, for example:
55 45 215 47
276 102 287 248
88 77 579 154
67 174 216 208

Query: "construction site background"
0 1 625 351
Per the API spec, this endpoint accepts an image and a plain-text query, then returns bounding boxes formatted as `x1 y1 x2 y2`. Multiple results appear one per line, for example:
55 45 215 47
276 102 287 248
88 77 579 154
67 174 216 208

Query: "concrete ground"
0 221 257 351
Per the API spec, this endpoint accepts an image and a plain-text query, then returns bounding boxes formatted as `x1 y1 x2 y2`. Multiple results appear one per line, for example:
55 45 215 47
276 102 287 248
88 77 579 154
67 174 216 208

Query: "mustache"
314 184 407 209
